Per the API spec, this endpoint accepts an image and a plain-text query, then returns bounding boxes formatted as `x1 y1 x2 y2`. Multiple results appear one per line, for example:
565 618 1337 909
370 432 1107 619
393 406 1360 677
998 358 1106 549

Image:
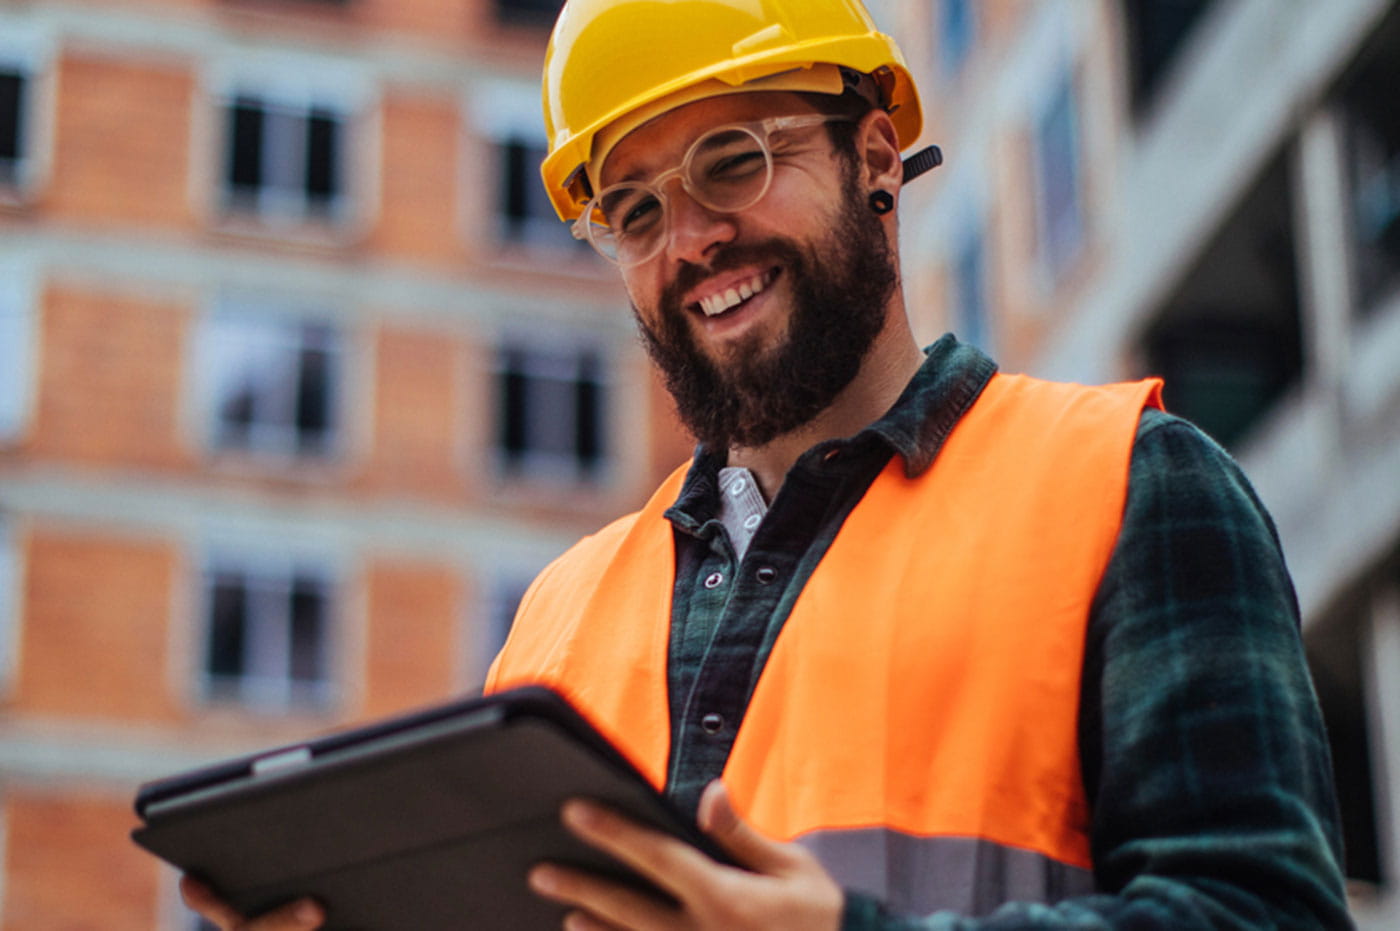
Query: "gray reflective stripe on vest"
798 829 1096 917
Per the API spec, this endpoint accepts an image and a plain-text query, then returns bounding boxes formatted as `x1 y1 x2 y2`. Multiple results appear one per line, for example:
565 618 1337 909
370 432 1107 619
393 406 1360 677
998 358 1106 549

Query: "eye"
603 189 662 236
707 149 767 181
622 197 661 233
690 128 767 184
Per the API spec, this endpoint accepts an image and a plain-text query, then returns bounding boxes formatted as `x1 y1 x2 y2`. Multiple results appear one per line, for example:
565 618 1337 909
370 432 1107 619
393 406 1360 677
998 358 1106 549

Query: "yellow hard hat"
540 0 924 222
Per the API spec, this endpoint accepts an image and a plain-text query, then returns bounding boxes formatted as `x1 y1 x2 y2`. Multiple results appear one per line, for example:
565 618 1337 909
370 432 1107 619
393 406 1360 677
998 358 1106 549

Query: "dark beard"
634 178 898 451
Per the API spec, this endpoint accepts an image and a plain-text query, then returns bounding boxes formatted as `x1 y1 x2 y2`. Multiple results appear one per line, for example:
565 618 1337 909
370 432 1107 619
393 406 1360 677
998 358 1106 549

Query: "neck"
726 303 924 501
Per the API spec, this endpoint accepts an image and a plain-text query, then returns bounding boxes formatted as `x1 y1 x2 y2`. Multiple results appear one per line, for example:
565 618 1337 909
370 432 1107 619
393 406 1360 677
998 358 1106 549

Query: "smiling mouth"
692 268 780 318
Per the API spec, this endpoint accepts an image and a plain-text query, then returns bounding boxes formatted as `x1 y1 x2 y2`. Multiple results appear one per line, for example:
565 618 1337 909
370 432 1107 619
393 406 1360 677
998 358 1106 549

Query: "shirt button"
729 477 747 496
742 513 762 531
704 572 724 589
755 566 778 584
701 713 725 735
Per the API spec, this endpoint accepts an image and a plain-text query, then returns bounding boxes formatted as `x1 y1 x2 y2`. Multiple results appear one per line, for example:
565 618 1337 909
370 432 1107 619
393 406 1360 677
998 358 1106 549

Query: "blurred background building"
0 0 689 926
0 0 1395 928
881 0 1400 926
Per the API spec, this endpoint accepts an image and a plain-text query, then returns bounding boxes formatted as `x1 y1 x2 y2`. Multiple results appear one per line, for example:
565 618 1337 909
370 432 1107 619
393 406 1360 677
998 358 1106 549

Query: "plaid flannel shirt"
660 335 1351 930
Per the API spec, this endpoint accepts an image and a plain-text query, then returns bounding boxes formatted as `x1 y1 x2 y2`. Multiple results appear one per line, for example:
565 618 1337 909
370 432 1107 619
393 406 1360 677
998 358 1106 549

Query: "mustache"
660 239 804 314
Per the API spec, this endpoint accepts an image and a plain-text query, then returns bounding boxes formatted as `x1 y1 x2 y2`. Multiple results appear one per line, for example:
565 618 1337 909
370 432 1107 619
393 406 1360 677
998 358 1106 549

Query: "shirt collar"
861 333 997 477
666 334 997 529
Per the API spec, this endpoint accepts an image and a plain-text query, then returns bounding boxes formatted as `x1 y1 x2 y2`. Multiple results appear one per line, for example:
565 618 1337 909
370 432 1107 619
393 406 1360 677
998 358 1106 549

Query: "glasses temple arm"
902 145 943 186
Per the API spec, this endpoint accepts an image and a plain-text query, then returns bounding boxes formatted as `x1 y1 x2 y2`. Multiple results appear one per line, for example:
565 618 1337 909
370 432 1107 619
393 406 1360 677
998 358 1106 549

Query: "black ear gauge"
869 190 895 214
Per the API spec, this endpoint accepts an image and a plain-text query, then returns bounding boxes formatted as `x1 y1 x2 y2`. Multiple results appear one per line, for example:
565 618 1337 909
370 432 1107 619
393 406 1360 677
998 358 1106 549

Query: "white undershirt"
717 466 769 562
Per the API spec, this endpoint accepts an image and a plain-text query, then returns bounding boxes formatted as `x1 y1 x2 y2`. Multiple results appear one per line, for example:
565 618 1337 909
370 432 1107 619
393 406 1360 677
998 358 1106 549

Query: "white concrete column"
1293 106 1355 413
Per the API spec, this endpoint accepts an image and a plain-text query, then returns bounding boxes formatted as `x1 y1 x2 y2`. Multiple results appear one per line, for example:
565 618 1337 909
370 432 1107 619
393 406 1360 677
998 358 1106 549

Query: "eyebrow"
601 122 735 188
604 151 671 188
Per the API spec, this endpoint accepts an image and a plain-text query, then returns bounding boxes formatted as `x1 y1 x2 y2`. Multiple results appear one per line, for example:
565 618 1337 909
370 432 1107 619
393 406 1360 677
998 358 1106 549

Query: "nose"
663 184 737 266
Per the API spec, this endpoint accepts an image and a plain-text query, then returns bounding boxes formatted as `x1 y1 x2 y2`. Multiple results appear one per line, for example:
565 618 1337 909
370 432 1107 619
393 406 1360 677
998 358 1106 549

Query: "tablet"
131 686 723 930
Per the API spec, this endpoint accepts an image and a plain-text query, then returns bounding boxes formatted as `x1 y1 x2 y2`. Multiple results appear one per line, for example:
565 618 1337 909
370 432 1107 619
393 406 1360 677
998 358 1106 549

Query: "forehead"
597 90 821 187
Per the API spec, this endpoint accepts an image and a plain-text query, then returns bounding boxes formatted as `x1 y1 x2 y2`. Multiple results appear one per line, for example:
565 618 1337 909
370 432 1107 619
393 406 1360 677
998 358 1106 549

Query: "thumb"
696 780 796 873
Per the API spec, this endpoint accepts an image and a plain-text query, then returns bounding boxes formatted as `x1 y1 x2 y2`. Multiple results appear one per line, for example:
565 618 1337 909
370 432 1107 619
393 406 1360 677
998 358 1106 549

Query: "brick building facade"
3 0 1399 927
0 1 690 927
879 1 1400 925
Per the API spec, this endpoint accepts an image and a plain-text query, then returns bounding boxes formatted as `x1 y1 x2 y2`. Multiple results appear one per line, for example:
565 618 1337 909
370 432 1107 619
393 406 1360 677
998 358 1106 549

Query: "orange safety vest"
488 373 1163 915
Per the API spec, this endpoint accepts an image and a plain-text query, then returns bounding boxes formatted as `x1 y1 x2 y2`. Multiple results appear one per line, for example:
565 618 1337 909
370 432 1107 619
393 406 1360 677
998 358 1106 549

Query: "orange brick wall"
362 323 466 500
357 0 477 45
45 52 195 230
17 527 183 723
371 92 465 267
29 283 192 470
361 560 464 718
0 3 663 927
75 0 545 54
2 789 160 931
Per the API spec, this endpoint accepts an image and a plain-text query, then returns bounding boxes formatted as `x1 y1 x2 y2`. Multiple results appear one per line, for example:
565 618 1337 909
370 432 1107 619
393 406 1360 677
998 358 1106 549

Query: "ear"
855 108 904 196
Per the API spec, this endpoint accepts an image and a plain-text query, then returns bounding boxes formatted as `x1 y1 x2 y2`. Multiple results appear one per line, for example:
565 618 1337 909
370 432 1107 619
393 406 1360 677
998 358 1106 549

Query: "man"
184 0 1352 928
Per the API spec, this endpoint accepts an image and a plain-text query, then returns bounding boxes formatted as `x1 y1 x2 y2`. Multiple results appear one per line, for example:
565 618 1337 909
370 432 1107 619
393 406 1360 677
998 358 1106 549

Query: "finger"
696 780 796 873
180 877 246 929
562 910 628 931
529 863 678 931
245 898 326 930
179 877 324 930
560 799 717 898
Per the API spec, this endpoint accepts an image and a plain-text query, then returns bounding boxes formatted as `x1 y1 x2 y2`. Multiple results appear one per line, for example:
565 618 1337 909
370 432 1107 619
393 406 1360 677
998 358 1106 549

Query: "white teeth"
697 271 772 317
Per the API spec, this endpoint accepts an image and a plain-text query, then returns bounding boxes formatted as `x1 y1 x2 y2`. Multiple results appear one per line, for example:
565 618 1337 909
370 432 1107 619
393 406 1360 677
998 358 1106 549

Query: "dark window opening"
494 0 565 28
0 69 27 183
1035 74 1084 276
502 139 531 237
228 97 265 195
496 346 608 481
206 572 248 679
201 562 333 709
208 317 341 459
289 574 327 684
1307 603 1383 884
305 108 341 205
1140 149 1303 450
223 96 345 218
294 335 334 452
574 353 603 471
501 351 530 462
1336 1 1400 313
499 136 585 251
1121 0 1218 119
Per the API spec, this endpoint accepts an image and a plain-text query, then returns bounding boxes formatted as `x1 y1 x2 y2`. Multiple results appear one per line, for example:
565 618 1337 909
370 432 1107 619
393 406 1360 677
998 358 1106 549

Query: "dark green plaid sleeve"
842 410 1353 930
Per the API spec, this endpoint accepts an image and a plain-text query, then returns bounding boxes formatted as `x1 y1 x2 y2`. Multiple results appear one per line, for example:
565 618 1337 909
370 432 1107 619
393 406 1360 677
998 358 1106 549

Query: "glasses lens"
687 127 771 212
582 124 776 266
580 214 621 262
599 185 663 237
585 184 663 265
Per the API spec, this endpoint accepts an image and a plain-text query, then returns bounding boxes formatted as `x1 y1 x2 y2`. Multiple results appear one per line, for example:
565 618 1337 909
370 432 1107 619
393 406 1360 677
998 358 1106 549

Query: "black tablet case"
132 687 721 930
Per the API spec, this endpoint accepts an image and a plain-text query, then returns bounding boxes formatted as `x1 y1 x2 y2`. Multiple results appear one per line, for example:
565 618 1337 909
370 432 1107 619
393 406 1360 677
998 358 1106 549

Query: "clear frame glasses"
571 114 852 267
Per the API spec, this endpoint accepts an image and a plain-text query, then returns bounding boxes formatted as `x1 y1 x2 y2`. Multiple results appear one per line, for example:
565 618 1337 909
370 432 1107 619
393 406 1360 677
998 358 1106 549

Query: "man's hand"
179 877 324 931
528 780 844 931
